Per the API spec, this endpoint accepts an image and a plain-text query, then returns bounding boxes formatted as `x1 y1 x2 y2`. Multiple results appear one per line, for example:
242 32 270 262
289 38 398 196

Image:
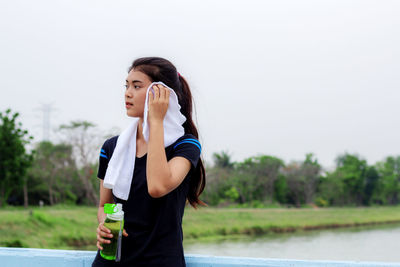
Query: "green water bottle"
100 203 124 261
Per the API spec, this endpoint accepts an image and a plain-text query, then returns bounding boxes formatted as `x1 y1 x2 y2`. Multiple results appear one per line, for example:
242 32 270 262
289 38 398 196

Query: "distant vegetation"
204 151 400 207
1 108 400 208
0 108 103 207
1 205 400 249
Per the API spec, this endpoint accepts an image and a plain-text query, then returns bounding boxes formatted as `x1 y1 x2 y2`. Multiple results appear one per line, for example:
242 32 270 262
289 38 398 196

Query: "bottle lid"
104 203 124 221
104 203 117 214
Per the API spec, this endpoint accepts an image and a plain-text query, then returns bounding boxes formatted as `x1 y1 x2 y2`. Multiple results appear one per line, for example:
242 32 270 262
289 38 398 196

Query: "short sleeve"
97 136 118 180
171 134 202 169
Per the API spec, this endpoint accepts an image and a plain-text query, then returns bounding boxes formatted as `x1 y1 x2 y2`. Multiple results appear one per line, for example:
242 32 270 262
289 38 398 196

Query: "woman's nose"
125 88 133 98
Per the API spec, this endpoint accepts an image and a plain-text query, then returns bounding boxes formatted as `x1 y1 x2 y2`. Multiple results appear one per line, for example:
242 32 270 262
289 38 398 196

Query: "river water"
184 223 400 263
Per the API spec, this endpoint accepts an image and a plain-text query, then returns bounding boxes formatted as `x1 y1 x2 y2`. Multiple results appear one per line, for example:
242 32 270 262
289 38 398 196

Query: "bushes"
203 152 400 207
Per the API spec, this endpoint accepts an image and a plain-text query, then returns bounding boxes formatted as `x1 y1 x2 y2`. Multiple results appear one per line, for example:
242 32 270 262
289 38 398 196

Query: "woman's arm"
97 180 114 223
146 84 192 198
147 121 192 198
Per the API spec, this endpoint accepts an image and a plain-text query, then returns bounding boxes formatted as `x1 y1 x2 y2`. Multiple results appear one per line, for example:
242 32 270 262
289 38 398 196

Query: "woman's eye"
124 84 140 89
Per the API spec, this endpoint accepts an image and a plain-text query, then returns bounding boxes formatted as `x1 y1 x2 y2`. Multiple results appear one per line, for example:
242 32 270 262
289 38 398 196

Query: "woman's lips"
125 103 133 109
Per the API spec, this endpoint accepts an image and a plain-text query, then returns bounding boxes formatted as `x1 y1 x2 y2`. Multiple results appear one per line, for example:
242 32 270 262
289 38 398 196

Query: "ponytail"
178 74 206 208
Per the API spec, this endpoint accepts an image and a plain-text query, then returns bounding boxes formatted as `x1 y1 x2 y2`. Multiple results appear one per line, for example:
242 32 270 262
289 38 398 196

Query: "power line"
34 103 56 142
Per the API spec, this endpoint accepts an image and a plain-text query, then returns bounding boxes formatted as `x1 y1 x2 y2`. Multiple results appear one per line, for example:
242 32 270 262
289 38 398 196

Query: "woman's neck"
136 117 148 156
136 117 146 142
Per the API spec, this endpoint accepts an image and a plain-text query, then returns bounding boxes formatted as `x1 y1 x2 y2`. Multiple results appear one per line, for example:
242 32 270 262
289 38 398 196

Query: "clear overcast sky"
1 0 399 169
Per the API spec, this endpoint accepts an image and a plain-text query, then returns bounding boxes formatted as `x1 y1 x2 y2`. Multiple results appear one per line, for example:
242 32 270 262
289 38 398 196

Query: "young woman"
91 57 206 267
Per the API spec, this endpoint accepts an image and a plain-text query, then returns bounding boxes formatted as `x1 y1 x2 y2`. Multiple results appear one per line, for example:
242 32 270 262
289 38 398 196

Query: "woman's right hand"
96 221 113 250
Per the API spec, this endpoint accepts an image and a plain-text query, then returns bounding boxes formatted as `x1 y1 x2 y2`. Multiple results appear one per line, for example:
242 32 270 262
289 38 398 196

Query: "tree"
282 154 321 207
335 154 368 205
58 120 100 205
31 141 76 205
0 109 34 207
234 155 284 203
283 162 304 207
202 166 232 205
317 173 346 206
318 153 369 206
302 153 321 204
375 156 400 205
273 174 288 204
212 151 234 169
363 166 379 205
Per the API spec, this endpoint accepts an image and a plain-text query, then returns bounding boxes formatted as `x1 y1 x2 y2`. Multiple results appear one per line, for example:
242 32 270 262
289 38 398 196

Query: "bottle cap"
104 203 117 214
104 203 124 221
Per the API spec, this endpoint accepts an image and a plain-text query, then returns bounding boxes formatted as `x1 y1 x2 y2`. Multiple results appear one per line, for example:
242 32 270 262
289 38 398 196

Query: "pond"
184 223 400 263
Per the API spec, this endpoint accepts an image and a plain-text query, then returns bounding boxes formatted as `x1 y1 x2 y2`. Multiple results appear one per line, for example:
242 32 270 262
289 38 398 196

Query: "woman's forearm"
97 207 107 224
146 121 172 197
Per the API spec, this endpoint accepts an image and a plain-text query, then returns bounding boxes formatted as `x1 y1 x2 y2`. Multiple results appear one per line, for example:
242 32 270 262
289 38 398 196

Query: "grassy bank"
0 205 97 250
182 206 400 242
1 205 400 250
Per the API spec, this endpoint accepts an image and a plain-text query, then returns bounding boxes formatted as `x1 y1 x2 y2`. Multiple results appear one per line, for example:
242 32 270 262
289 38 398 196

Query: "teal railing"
0 247 399 267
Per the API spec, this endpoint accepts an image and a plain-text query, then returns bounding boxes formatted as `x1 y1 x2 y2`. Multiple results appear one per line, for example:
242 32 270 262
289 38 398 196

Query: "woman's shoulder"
175 133 198 143
168 134 202 169
172 133 202 153
102 135 119 151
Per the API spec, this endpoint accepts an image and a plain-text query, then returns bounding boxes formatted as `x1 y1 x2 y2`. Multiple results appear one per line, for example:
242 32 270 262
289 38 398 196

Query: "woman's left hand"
148 84 170 124
123 229 128 237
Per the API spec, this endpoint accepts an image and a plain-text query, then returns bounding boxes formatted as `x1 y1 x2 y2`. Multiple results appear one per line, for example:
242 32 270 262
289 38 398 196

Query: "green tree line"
203 151 400 207
0 109 101 207
1 108 399 208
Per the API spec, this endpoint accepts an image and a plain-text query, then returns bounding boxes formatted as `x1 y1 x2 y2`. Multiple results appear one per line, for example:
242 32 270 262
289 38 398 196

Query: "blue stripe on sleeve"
101 149 106 153
173 140 202 153
174 138 201 149
100 153 108 159
182 138 201 146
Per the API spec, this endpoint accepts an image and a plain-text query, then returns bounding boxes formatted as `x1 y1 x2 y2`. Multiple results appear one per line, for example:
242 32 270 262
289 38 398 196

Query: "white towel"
103 81 187 200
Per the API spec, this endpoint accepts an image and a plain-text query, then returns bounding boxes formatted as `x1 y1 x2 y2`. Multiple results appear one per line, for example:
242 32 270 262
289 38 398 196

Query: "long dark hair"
129 57 206 208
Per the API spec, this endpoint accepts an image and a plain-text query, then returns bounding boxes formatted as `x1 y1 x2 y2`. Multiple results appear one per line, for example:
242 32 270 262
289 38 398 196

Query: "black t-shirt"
92 134 201 267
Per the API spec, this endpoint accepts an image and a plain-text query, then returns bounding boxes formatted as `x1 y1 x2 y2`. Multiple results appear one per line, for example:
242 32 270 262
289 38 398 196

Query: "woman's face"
125 69 153 118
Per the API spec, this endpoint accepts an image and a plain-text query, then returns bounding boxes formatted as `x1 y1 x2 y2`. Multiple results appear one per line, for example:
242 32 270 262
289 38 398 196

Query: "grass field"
1 205 400 251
